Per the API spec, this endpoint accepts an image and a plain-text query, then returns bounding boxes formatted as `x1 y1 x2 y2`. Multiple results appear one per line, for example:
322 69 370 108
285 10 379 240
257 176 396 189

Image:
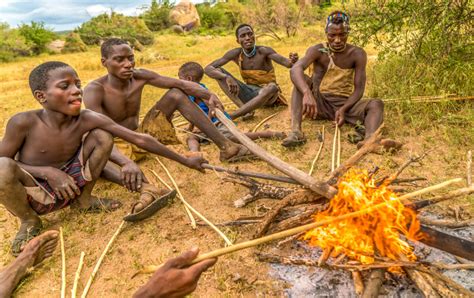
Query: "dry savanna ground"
0 26 472 297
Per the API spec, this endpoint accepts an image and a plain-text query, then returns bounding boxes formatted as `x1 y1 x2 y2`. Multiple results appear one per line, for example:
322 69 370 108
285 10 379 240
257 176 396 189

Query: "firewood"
467 150 472 186
269 204 327 233
71 251 85 298
378 152 429 186
405 267 441 297
419 217 474 229
361 269 384 298
196 218 261 227
252 111 279 132
408 185 474 210
422 266 474 297
352 271 365 297
419 224 474 261
215 109 337 199
318 247 333 266
203 164 300 185
308 126 325 176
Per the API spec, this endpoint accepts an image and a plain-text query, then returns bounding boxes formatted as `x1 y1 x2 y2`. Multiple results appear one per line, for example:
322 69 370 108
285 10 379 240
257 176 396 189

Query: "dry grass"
0 27 472 297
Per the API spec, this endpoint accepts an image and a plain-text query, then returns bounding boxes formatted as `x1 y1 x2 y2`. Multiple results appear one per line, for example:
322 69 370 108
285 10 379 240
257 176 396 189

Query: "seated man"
0 230 215 298
178 62 286 153
0 61 206 255
282 11 401 150
205 24 298 120
84 38 251 213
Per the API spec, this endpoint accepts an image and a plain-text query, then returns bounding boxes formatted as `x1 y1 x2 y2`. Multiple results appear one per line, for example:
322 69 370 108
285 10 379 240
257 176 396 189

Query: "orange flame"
304 169 422 264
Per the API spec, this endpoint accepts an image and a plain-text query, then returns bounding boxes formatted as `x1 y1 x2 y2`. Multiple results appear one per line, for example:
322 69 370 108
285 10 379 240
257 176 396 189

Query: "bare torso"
229 46 275 72
88 75 147 130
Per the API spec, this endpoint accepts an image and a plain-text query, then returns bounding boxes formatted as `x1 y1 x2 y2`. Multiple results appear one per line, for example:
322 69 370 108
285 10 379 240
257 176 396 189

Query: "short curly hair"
179 62 204 82
101 38 129 58
28 61 72 94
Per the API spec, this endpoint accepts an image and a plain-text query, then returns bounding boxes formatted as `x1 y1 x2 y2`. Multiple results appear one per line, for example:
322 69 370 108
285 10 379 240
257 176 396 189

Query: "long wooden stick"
252 112 279 132
399 178 463 200
309 126 324 176
71 251 85 298
60 227 66 298
202 164 299 185
155 158 232 245
215 110 337 199
467 150 472 186
337 126 341 168
408 185 474 210
331 127 337 172
81 220 126 298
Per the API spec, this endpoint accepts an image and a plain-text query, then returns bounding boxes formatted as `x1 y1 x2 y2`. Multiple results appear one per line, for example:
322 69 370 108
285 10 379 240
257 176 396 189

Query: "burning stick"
408 185 474 210
309 126 325 176
202 164 299 185
252 111 279 132
71 251 85 298
136 191 450 275
399 178 463 200
215 110 337 199
60 227 66 298
155 157 233 245
81 220 126 298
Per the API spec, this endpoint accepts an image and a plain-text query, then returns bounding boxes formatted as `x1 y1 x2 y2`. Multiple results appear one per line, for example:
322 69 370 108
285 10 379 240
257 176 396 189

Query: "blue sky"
0 0 205 31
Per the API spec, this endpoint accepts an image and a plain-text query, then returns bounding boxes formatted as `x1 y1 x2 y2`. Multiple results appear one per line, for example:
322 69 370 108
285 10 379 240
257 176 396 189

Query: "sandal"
11 222 42 256
123 189 176 222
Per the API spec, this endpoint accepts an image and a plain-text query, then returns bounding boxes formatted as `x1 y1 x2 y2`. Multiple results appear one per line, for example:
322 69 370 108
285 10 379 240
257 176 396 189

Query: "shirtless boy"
0 61 206 255
282 11 401 149
84 38 250 207
178 62 286 152
205 24 298 120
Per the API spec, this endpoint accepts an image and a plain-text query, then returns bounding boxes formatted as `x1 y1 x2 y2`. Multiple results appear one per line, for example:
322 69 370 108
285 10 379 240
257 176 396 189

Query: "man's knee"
0 157 20 185
367 99 384 112
165 88 187 102
265 82 279 94
88 129 113 150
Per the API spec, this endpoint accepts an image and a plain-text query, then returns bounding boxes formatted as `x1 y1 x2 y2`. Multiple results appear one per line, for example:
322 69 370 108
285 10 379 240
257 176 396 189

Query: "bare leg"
244 130 286 140
70 129 116 210
216 78 244 107
363 99 384 138
0 158 42 251
0 231 59 297
186 135 201 152
281 85 306 147
229 84 279 120
153 88 246 160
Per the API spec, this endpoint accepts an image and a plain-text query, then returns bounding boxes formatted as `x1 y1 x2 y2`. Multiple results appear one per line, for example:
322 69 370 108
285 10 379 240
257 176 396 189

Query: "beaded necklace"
242 45 257 58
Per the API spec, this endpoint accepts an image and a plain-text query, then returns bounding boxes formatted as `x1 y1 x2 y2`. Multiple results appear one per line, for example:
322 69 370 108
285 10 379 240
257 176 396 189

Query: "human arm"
290 46 321 119
83 81 143 191
133 248 217 298
335 49 367 126
263 47 298 68
83 111 207 172
134 69 224 113
204 49 241 95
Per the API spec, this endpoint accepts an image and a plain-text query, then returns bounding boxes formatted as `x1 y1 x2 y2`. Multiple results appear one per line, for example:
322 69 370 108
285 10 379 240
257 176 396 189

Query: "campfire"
303 169 421 266
138 110 473 297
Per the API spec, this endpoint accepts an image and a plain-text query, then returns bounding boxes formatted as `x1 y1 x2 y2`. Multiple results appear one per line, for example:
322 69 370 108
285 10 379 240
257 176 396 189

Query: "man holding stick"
282 11 401 150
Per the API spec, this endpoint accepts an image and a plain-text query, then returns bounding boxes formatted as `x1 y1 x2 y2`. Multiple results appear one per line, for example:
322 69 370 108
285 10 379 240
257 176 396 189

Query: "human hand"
207 93 225 116
289 52 299 65
184 155 208 173
45 167 81 200
335 108 346 127
133 248 217 298
302 89 318 119
121 161 143 192
225 75 239 96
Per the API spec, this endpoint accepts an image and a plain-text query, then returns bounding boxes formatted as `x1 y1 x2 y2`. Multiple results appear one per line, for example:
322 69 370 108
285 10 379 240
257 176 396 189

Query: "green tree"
141 0 173 31
18 21 56 54
0 22 32 61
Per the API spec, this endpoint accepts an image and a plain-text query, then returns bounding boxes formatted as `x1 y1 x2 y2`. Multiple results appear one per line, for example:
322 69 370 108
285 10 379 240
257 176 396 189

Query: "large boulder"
169 0 200 31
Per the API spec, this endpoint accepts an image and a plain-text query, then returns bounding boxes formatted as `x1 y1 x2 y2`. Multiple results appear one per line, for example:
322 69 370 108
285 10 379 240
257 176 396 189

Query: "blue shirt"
188 83 232 123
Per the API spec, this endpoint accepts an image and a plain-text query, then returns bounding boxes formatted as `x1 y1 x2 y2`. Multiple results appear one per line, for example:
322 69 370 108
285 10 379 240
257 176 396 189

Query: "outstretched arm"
263 47 298 68
84 110 207 172
204 49 240 80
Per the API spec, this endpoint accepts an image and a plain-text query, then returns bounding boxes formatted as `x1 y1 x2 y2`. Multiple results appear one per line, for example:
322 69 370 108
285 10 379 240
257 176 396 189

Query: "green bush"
62 32 88 53
0 23 32 62
77 12 154 46
18 21 56 54
141 0 173 31
197 2 241 30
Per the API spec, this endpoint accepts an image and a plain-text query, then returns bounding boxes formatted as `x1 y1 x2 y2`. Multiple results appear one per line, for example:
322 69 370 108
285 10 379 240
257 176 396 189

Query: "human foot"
123 184 176 222
219 144 255 163
77 197 122 213
20 230 59 266
11 219 42 256
281 131 306 147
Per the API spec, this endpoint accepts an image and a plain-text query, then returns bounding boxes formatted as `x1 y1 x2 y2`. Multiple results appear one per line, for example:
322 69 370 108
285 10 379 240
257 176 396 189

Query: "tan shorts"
115 108 180 161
